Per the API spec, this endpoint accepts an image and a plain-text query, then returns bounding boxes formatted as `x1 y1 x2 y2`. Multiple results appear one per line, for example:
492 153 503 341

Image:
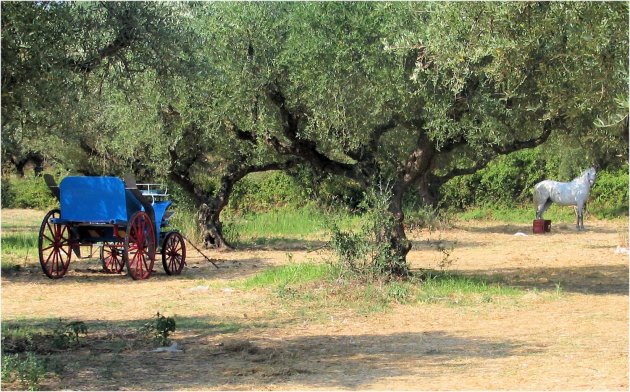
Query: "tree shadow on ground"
0 255 281 284
234 238 328 252
455 264 628 295
410 238 487 250
2 316 535 390
457 223 622 235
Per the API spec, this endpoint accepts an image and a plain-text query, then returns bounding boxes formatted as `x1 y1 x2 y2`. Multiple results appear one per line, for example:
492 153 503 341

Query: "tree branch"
264 85 358 180
490 119 554 154
432 118 557 186
346 120 397 161
69 3 137 73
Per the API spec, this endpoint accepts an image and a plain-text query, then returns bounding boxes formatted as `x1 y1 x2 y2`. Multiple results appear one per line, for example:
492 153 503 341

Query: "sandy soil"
1 213 628 390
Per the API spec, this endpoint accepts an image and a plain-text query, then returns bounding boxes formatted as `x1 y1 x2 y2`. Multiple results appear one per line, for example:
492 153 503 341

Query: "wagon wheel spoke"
142 254 152 273
132 252 143 275
51 252 59 275
46 224 56 241
41 245 54 252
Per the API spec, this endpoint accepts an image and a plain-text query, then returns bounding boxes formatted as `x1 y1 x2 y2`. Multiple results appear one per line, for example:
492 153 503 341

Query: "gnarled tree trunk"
171 159 300 250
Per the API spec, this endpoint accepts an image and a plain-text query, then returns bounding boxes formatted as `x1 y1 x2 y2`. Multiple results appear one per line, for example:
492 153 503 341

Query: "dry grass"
1 209 628 390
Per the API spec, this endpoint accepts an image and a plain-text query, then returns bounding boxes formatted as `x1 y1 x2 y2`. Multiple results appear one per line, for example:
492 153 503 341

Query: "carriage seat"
43 174 60 200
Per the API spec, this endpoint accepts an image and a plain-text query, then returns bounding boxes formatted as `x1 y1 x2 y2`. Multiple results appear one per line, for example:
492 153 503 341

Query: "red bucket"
533 219 552 234
533 219 545 234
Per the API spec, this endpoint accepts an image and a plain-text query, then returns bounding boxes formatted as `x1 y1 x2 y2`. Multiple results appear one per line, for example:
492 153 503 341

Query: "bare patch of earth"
1 215 627 390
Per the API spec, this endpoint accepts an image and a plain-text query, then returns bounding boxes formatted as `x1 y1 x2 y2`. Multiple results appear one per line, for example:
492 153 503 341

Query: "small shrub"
52 321 88 349
387 281 412 304
329 185 408 279
142 312 176 347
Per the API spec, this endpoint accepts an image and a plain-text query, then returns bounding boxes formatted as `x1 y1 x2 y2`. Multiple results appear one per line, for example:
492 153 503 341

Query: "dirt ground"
1 211 628 390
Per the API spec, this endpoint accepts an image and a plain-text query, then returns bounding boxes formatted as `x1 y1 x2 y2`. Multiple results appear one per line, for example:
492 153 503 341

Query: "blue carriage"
38 175 186 280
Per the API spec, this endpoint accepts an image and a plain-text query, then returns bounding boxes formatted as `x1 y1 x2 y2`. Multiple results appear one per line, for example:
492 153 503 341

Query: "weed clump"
141 312 176 347
1 320 87 391
1 352 46 391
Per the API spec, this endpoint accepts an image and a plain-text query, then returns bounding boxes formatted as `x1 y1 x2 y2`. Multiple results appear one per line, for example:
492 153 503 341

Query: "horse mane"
574 167 596 183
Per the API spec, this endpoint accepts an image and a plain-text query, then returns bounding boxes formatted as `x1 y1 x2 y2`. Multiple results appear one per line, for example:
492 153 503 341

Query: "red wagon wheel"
162 232 186 275
38 209 72 279
124 211 156 280
100 242 125 273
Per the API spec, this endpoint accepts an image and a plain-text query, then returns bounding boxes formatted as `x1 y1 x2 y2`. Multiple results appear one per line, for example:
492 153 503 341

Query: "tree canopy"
2 1 627 273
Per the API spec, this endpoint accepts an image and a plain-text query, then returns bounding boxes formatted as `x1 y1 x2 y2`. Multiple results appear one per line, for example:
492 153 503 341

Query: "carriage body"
38 175 186 280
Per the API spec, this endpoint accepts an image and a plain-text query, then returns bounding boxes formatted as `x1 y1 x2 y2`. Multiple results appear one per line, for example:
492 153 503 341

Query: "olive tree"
196 2 627 273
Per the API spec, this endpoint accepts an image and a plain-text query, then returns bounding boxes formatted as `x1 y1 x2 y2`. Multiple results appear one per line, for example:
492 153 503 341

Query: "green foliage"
457 205 576 223
1 232 38 269
1 352 46 391
229 172 301 213
439 149 546 209
329 188 407 279
223 204 359 245
236 262 527 315
1 320 86 391
1 175 57 210
590 165 629 217
287 166 365 210
169 207 203 244
142 313 176 347
227 206 324 238
51 320 88 349
1 178 13 208
2 1 627 271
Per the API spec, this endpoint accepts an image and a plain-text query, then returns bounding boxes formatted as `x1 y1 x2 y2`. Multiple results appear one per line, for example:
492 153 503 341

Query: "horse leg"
575 205 583 230
537 198 552 219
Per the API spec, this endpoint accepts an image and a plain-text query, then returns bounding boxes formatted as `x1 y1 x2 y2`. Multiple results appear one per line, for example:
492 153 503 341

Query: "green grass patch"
458 205 576 223
233 261 529 320
237 262 336 290
226 206 327 238
1 232 39 272
2 232 38 254
169 207 203 244
418 272 524 305
175 319 243 333
1 209 44 271
223 205 361 246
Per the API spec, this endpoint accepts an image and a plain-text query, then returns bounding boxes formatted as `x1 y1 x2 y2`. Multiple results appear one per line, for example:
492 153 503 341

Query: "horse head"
585 166 597 187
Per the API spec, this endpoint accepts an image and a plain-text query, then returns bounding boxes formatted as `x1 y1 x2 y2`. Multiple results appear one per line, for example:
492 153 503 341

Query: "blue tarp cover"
59 176 140 223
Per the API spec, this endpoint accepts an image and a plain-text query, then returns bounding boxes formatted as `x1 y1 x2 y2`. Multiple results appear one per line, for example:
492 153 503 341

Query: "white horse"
534 167 597 230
